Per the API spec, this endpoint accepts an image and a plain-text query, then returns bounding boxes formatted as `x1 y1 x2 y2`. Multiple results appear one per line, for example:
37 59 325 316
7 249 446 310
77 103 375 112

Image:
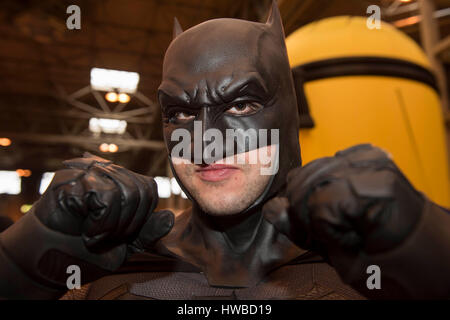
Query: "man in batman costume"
1 2 449 300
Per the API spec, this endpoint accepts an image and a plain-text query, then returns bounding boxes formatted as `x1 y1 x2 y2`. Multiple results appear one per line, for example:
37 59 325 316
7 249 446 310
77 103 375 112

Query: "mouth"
195 164 240 182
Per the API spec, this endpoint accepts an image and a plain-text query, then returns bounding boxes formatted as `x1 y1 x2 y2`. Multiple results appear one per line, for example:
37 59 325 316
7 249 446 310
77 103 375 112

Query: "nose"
192 107 225 165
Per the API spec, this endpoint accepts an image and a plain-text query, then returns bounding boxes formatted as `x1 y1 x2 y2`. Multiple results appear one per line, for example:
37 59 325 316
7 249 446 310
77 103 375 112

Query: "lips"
195 164 239 182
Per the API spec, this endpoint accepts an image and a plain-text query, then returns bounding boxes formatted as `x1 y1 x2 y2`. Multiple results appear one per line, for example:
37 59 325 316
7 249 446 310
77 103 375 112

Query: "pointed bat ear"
173 17 183 39
266 0 285 39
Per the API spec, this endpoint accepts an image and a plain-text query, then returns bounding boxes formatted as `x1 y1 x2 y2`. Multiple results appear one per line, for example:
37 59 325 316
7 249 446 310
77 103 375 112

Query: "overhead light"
99 143 110 153
89 118 127 134
105 92 130 104
105 92 118 103
39 172 55 194
170 177 181 195
16 169 31 177
20 204 33 214
170 177 187 198
154 176 171 198
108 144 118 153
393 7 450 28
118 93 130 104
90 68 140 93
158 177 188 199
0 171 21 195
99 143 119 153
0 138 11 147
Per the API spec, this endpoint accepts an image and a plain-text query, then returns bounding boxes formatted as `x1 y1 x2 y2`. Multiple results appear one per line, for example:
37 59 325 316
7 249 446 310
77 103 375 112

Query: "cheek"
216 166 256 192
241 163 273 192
172 163 193 182
223 170 247 189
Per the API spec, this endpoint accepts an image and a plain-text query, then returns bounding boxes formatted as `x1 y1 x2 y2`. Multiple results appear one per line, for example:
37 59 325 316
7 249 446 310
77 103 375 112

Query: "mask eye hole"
174 111 195 122
225 102 263 116
166 110 196 123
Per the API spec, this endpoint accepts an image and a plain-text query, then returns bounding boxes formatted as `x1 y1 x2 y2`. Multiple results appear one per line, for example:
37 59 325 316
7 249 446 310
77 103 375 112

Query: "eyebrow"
219 72 269 103
158 85 195 111
159 91 186 109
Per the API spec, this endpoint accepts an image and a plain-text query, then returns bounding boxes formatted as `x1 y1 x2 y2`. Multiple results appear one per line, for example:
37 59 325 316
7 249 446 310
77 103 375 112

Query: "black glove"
263 144 433 297
35 153 173 252
0 153 174 299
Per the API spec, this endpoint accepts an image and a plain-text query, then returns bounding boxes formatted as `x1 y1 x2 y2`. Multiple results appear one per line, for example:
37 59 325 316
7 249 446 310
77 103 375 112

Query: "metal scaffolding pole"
418 0 449 115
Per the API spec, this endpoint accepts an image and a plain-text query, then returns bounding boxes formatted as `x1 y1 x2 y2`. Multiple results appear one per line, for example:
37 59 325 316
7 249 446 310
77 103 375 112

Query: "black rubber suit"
1 2 449 299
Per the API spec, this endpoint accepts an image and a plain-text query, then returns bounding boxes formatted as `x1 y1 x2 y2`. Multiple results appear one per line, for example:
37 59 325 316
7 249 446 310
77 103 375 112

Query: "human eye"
165 109 196 123
174 111 195 121
225 102 263 116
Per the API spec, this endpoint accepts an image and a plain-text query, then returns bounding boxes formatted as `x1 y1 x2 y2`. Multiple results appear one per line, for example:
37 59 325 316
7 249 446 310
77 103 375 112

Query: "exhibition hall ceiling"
0 0 448 175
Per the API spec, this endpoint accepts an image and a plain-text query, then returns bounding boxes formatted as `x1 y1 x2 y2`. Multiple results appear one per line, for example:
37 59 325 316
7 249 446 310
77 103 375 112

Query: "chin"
196 193 252 216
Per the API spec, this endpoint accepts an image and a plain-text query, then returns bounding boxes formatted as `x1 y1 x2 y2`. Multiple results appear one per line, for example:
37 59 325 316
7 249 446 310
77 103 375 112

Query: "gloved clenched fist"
0 153 173 297
263 144 425 271
35 153 173 253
